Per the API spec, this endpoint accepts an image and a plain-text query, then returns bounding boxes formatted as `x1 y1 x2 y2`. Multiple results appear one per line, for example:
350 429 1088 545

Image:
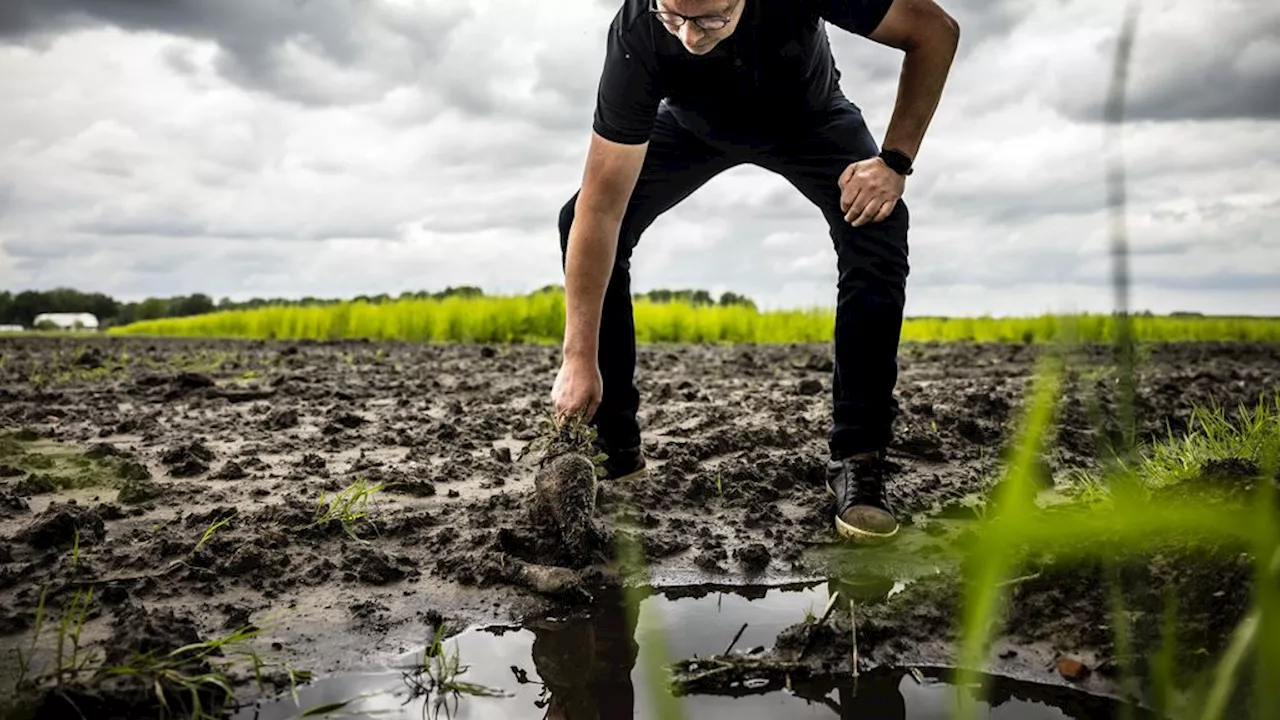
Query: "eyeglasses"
649 0 736 30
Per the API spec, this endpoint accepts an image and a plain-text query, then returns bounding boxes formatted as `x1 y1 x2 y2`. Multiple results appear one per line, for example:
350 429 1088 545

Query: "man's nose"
679 23 705 45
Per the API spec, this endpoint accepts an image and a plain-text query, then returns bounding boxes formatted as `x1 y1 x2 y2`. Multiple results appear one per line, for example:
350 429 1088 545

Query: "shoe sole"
826 483 900 543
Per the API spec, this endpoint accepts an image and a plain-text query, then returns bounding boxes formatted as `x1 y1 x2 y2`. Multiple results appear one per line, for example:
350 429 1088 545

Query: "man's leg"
755 93 910 541
559 105 738 473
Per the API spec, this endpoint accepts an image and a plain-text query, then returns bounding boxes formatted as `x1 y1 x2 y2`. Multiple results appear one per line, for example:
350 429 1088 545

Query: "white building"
33 312 100 331
0 324 24 332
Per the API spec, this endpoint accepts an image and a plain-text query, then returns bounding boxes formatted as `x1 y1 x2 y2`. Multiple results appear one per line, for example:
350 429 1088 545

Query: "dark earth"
1 335 1277 718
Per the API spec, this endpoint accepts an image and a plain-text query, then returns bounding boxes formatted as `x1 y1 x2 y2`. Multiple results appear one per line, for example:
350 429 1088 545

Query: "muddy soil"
1 335 1277 717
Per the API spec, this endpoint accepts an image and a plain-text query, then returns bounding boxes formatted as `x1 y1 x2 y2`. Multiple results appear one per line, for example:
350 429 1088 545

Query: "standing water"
238 581 1146 719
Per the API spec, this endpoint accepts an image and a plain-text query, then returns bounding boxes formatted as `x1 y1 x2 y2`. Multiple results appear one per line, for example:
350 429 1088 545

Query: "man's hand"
838 157 905 227
551 354 603 425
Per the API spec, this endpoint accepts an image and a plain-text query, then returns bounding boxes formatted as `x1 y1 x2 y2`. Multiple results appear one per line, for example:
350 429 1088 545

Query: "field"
104 292 1280 344
1 332 1278 719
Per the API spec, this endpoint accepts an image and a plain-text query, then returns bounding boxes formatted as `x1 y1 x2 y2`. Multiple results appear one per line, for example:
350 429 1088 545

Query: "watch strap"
879 148 914 176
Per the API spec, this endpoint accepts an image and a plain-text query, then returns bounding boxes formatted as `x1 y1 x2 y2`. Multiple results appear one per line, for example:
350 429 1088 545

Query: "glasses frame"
648 0 737 31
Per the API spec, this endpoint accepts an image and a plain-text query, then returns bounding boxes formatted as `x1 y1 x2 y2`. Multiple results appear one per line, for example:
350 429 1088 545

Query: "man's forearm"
881 14 960 160
562 209 621 362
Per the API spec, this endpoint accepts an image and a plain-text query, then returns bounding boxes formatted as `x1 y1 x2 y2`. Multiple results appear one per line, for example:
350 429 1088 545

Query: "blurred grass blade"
616 531 686 720
954 358 1062 720
1104 0 1141 468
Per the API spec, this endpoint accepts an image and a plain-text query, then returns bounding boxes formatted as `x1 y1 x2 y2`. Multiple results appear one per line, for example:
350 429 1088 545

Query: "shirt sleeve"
592 16 663 145
812 0 896 36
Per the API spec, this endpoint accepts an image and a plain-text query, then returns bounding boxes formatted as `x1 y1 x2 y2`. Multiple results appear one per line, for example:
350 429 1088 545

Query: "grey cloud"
682 181 816 221
73 218 242 239
1057 3 1280 122
3 237 101 259
429 128 576 171
1141 272 1280 292
931 179 1106 225
438 74 500 117
533 47 599 105
72 214 397 243
130 255 186 275
1128 238 1196 257
0 0 471 107
161 42 197 75
422 205 554 235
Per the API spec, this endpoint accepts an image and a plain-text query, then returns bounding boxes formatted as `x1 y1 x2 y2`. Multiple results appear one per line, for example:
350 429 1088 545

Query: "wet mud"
1 335 1277 718
241 583 1156 719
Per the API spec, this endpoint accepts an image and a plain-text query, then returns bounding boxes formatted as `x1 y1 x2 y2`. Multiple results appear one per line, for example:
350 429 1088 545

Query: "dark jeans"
558 93 909 460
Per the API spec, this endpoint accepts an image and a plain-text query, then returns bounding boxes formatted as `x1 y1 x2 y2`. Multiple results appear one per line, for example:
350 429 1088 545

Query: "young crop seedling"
395 625 508 719
306 477 385 542
517 407 609 478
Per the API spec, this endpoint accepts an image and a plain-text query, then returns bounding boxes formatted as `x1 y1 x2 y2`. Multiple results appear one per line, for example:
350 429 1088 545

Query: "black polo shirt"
592 0 895 144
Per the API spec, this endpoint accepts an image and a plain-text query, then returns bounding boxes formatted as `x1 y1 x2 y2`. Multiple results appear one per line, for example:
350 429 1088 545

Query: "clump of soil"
18 501 106 549
532 447 601 567
515 415 616 572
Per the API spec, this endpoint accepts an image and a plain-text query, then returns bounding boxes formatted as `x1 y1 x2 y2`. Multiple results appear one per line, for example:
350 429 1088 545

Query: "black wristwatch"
879 148 914 176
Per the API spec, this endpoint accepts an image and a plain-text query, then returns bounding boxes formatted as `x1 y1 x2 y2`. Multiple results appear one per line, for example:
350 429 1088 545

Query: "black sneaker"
595 440 648 482
826 453 899 543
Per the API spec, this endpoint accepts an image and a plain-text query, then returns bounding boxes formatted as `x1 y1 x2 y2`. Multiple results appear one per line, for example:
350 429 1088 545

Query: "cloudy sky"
0 0 1276 316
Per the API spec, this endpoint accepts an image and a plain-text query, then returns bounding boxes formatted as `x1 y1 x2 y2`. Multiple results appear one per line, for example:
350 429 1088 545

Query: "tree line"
0 285 757 328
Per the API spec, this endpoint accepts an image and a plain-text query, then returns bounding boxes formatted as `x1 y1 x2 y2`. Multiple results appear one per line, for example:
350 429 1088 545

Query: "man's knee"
833 199 910 299
558 190 643 271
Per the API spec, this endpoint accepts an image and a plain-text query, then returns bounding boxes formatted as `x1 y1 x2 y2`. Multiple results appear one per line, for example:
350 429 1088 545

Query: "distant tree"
632 288 748 307
434 286 484 299
719 291 756 309
172 293 215 317
10 291 45 327
136 298 169 321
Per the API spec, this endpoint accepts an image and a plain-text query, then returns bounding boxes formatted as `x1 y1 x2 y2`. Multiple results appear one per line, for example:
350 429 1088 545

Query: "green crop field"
105 291 1280 345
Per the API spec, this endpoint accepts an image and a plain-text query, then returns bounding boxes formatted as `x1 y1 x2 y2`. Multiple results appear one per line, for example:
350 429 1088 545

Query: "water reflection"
523 588 637 720
520 577 955 720
241 577 1147 720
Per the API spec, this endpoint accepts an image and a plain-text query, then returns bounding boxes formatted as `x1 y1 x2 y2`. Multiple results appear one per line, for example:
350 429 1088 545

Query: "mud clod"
343 546 415 585
107 604 205 665
19 501 106 549
117 477 162 505
517 562 587 601
161 440 214 477
212 460 248 480
533 450 599 561
734 543 771 574
266 408 299 430
0 489 29 515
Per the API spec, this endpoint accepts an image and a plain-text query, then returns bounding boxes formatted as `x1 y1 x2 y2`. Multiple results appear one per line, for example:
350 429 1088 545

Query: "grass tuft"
307 477 385 542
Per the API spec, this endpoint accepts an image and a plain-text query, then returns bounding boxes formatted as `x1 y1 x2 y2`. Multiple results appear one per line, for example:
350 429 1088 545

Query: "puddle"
237 580 1150 720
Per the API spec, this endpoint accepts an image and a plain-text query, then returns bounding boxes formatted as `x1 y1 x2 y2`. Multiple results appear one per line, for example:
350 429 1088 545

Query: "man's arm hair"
866 0 961 160
562 131 648 363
